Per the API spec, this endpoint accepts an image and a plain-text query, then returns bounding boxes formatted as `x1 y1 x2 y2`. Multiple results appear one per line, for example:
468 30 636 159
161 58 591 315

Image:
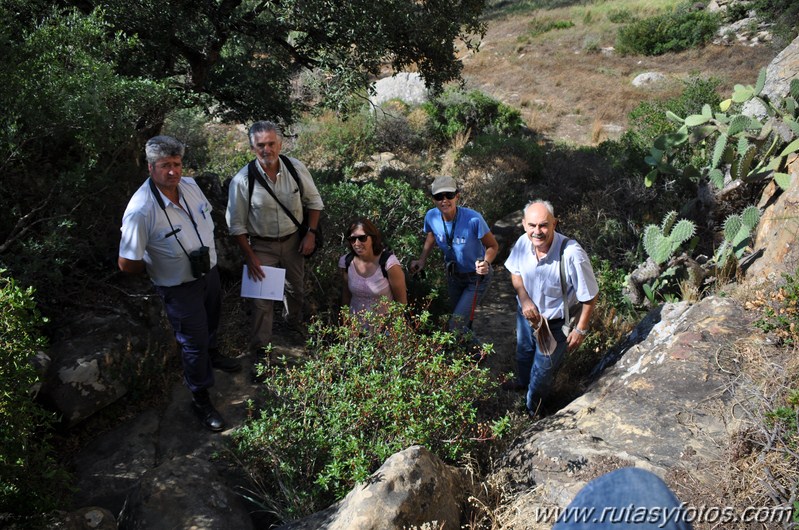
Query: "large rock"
40 284 170 427
492 297 752 527
117 455 254 530
370 72 430 107
277 445 468 530
743 34 799 118
745 154 799 283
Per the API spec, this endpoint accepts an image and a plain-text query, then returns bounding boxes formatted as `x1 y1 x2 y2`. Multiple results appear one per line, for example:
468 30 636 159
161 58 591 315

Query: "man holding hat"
410 176 499 335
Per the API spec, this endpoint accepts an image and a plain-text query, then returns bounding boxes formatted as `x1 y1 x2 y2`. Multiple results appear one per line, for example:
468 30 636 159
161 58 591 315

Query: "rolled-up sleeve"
225 167 250 236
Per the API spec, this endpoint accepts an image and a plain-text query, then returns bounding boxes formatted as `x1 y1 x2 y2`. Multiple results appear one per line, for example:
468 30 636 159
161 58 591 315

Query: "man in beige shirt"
226 121 324 355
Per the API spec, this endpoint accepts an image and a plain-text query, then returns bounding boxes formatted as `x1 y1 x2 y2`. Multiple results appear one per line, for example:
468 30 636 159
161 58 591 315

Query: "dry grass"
460 3 780 145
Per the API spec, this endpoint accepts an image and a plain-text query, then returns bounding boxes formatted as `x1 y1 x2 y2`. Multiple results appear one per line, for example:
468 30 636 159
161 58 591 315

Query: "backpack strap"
379 249 394 278
559 238 571 321
345 249 394 278
246 159 303 229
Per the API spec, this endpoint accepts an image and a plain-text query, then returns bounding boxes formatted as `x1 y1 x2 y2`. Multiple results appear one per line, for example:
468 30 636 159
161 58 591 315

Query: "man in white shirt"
119 135 240 432
504 200 598 415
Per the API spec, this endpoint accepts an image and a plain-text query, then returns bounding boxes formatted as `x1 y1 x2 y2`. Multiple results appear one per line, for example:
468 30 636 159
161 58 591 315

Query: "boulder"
631 72 666 88
743 34 799 118
745 154 799 284
40 285 170 427
117 455 254 530
492 297 752 527
370 73 430 108
277 445 468 530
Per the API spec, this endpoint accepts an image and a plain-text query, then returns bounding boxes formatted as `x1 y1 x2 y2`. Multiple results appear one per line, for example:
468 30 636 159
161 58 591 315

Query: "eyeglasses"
347 234 369 243
433 191 457 201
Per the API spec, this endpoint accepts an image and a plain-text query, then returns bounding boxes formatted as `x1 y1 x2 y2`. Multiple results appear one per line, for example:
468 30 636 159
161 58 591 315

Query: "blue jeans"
446 269 493 335
155 266 221 393
553 467 692 529
515 306 568 411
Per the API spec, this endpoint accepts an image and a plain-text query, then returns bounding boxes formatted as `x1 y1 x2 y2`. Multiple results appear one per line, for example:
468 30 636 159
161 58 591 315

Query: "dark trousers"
155 267 221 393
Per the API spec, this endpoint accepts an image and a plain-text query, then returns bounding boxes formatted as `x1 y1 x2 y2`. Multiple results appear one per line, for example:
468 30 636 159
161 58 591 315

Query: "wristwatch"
308 227 318 234
574 328 588 336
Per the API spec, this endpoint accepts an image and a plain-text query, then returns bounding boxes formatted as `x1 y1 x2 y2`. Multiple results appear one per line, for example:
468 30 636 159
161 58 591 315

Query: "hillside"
460 0 780 145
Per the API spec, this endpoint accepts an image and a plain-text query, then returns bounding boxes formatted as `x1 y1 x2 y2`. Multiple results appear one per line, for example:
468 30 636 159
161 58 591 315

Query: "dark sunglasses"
347 234 369 243
433 191 457 201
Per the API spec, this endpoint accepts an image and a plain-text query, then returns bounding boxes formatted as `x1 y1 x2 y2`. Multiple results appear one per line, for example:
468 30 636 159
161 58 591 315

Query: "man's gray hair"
145 135 185 164
524 199 555 216
248 121 283 145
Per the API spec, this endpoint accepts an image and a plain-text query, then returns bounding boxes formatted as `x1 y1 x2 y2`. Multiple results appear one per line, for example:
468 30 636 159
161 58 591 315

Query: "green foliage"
616 6 720 56
642 211 696 265
607 7 637 24
454 134 544 224
520 17 574 41
422 89 526 143
0 271 69 515
0 6 175 302
292 111 377 179
646 67 799 193
754 268 799 346
233 304 500 519
626 76 722 153
747 0 799 46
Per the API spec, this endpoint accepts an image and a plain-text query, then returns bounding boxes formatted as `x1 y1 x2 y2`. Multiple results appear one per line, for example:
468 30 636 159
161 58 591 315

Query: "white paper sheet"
241 266 286 300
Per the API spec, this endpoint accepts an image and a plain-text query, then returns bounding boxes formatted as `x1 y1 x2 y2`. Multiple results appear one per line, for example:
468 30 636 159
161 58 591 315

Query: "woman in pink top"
339 219 407 314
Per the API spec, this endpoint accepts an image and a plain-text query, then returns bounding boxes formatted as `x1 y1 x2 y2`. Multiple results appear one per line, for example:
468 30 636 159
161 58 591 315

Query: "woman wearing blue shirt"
410 176 499 334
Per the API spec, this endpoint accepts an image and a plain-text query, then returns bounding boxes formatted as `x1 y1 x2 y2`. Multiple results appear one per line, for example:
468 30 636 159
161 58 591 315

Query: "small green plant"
520 17 575 40
754 268 799 346
292 110 377 177
0 270 70 515
232 304 503 520
642 211 697 265
607 7 636 24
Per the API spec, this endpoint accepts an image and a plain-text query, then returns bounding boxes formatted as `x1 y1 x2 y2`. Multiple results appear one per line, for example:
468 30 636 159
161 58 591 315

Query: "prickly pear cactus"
722 206 761 259
643 212 697 265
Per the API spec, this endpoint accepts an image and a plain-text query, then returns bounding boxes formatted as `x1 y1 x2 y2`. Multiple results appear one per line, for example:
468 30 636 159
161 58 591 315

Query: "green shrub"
520 17 575 40
616 7 720 56
625 76 722 152
607 7 636 24
0 270 69 515
233 304 502 519
292 110 377 178
373 101 430 154
422 89 526 143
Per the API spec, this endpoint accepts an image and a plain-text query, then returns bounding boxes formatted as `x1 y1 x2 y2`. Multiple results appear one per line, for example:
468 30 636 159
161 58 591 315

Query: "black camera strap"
148 178 206 262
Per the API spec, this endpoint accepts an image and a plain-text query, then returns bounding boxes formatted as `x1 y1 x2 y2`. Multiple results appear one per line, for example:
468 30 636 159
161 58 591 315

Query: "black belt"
252 231 297 243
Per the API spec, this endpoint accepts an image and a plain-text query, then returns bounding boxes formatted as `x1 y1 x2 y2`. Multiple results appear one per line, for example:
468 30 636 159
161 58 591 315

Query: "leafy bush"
233 304 503 520
292 110 377 178
454 134 543 225
626 77 721 151
607 7 636 24
520 17 574 40
0 271 68 515
373 100 431 154
616 6 720 56
422 89 526 143
748 0 799 46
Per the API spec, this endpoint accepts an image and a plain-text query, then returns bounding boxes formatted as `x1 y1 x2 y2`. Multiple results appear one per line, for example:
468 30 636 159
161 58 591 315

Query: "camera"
189 246 211 278
446 261 457 276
